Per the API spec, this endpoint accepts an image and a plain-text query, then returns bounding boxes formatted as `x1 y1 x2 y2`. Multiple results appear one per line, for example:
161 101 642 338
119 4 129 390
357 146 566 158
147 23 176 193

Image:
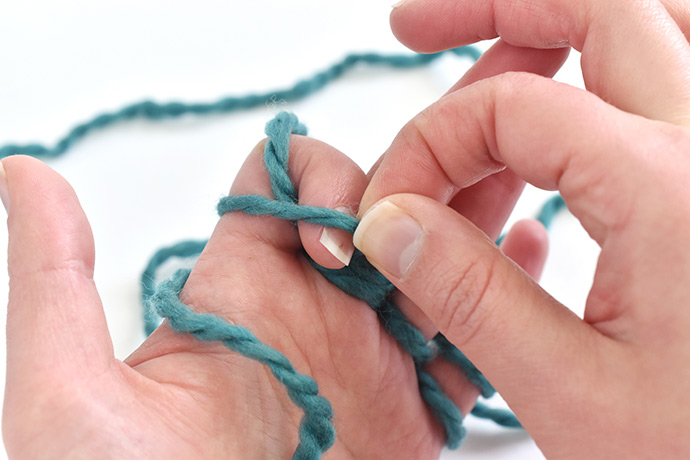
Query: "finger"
399 218 549 413
359 72 690 338
361 73 650 246
292 140 367 269
352 193 607 435
396 216 551 343
444 42 568 238
499 219 549 280
368 42 568 239
447 168 524 241
398 217 550 343
2 156 114 388
366 40 568 182
391 0 690 124
661 0 690 41
225 135 367 269
445 39 570 96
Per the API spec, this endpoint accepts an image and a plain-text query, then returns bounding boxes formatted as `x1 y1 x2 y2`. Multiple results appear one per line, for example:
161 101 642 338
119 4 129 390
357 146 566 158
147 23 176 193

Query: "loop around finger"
225 135 368 269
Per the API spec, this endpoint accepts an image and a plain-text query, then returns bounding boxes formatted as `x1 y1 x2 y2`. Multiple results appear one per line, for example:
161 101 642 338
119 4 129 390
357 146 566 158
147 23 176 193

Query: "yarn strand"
148 268 336 459
211 111 527 449
0 47 480 159
140 239 208 335
144 144 537 454
0 45 573 456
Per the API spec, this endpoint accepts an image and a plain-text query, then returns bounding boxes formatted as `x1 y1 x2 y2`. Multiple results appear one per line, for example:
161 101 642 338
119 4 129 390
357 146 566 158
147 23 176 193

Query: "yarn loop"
145 111 532 458
0 46 570 459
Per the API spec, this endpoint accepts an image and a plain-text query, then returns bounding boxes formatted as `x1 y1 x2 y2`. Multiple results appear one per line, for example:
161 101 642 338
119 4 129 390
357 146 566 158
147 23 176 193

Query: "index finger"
391 0 690 124
360 72 664 246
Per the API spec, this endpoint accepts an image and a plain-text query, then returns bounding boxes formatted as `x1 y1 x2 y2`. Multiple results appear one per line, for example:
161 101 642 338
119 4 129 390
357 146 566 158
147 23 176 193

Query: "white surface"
0 1 598 459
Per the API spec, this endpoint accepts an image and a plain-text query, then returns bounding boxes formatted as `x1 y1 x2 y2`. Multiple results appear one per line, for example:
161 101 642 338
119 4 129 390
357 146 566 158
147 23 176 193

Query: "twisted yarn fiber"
216 114 572 446
146 112 519 459
0 46 480 159
216 112 518 452
0 45 569 458
149 269 335 459
140 112 571 459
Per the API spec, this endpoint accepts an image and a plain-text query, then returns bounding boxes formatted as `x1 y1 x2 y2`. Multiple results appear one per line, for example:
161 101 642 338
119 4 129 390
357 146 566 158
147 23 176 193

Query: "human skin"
4 1 690 460
0 9 570 460
0 145 545 459
352 0 690 458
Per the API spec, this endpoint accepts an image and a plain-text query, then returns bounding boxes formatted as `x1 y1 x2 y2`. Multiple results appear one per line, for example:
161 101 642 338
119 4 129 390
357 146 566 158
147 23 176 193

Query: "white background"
0 1 600 459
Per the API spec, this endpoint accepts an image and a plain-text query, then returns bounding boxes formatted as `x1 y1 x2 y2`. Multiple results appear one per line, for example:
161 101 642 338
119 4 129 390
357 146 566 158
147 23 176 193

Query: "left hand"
1 134 546 459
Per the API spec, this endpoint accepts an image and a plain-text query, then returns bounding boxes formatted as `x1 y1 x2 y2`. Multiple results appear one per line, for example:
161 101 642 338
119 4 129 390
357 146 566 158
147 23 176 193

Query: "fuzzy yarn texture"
146 112 566 458
0 47 568 459
0 47 480 159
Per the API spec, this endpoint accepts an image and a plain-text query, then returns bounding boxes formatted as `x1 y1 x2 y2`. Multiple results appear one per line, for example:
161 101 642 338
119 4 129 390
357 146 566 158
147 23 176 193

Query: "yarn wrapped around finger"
0 44 568 459
146 112 544 459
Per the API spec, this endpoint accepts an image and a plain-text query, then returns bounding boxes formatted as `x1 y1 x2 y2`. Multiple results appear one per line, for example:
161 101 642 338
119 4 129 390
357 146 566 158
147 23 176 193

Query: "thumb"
2 156 114 392
353 194 603 424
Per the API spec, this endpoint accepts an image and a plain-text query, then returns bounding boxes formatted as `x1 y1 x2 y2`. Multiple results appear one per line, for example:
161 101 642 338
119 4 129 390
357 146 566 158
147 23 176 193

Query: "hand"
354 0 690 458
1 125 550 460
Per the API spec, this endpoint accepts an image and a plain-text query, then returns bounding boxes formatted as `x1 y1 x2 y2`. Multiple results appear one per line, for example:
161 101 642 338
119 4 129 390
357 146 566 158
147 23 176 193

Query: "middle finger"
391 0 690 124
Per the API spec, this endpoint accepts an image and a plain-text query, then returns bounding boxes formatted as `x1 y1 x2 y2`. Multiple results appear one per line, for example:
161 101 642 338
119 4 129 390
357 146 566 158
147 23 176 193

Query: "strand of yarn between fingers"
143 114 567 458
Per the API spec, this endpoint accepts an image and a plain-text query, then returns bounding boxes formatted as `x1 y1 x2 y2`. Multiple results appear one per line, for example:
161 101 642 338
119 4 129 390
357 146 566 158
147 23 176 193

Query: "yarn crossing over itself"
147 112 536 459
0 45 568 459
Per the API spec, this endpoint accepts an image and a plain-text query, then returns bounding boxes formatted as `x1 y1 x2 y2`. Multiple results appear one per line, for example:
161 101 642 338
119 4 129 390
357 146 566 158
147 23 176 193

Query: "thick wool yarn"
145 112 566 458
0 47 480 160
0 47 568 459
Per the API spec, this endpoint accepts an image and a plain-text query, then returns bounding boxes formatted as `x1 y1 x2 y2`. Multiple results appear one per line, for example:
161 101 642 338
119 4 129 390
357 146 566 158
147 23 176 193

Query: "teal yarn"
211 111 509 449
434 333 496 400
0 45 574 456
141 112 469 455
0 46 480 159
217 195 358 233
471 402 523 429
537 194 567 228
140 239 208 335
147 268 335 459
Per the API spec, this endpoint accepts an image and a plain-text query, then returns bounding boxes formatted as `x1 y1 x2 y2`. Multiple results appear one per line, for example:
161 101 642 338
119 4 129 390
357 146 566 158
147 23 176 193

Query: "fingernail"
353 200 423 277
0 161 9 213
319 207 355 265
392 0 407 8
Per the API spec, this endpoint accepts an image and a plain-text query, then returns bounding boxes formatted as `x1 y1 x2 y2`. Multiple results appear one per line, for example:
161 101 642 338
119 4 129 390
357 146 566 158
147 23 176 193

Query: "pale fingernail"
392 0 408 8
0 161 9 213
319 227 355 265
319 207 355 266
353 201 423 278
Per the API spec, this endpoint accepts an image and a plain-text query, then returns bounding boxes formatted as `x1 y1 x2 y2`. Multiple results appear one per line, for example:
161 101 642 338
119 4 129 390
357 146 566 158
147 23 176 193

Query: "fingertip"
300 205 357 270
389 0 438 53
503 218 549 245
318 223 355 267
289 138 367 270
3 155 96 277
390 0 484 53
500 218 549 280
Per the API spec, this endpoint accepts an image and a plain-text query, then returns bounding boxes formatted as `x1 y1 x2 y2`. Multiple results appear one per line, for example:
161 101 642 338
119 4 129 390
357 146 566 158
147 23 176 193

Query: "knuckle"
490 71 539 92
430 253 498 348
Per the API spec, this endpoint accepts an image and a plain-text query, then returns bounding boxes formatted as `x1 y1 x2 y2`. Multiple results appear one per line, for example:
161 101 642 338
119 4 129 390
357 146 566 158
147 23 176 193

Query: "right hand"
353 0 690 458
